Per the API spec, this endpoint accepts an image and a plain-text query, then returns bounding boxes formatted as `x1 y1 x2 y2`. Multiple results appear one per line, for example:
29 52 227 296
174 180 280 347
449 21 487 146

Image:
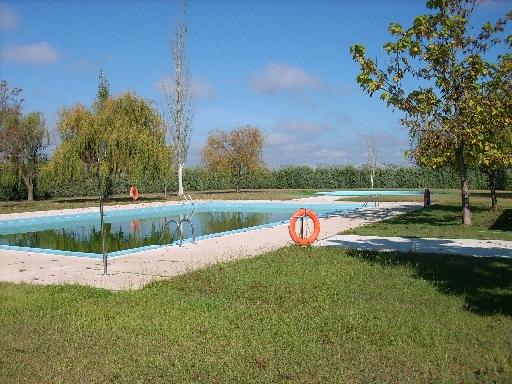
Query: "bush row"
1 164 510 201
181 165 508 192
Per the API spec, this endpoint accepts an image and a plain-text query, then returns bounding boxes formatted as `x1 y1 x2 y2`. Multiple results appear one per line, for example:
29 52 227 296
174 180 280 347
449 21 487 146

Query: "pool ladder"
158 202 196 247
362 194 379 207
180 193 193 202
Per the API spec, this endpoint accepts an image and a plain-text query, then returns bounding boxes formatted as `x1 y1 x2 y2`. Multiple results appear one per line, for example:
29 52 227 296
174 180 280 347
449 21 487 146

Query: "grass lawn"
0 189 315 215
1 189 511 382
343 189 512 241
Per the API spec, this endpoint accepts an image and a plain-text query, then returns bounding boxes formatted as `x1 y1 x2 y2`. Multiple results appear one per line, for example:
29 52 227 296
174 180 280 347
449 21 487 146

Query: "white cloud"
191 76 215 99
249 62 324 95
0 3 19 31
261 118 409 166
266 133 294 147
312 149 349 161
1 42 60 65
274 118 328 134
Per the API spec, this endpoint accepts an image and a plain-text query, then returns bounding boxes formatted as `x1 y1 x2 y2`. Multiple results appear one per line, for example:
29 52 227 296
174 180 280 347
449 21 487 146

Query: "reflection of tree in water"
0 226 103 253
199 211 270 235
0 220 173 253
0 211 275 253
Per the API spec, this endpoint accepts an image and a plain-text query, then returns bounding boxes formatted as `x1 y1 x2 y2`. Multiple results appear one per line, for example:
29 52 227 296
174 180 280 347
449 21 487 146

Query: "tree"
49 74 172 196
0 80 23 130
162 0 194 196
94 70 110 112
0 112 50 201
0 81 49 201
351 0 511 225
474 53 512 211
201 125 266 193
409 53 512 211
366 129 378 188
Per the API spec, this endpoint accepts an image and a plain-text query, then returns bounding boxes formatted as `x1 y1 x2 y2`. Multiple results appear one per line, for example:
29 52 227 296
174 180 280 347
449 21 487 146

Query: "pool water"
317 190 424 196
0 202 360 258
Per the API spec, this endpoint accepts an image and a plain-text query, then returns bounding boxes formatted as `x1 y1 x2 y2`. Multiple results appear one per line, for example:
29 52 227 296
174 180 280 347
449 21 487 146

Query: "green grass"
343 190 512 241
1 189 511 382
1 247 511 383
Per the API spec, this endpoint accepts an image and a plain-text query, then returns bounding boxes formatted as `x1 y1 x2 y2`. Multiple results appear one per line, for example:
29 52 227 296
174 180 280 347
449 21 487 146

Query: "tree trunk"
489 169 498 211
455 146 472 225
178 163 184 196
236 168 241 193
22 174 34 201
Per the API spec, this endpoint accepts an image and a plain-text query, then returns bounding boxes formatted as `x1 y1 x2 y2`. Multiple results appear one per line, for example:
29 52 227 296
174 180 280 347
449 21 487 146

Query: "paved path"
315 235 512 258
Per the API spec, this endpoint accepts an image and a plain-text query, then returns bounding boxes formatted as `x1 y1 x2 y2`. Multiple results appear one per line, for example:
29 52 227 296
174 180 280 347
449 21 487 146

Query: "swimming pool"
317 190 424 196
0 202 360 258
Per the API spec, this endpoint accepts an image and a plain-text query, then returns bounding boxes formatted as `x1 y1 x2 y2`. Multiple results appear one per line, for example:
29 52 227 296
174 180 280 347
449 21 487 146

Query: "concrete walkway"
314 235 512 258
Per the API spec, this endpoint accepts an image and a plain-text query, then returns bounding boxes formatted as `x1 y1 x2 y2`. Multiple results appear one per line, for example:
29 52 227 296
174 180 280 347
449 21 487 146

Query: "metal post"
98 141 108 276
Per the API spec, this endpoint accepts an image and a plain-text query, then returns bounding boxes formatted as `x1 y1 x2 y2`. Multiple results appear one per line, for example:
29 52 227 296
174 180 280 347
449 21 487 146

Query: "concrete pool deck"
14 194 510 290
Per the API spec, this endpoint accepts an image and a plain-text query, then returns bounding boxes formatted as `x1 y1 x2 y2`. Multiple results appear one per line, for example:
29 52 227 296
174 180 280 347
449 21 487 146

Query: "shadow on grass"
489 209 512 231
345 248 512 317
339 204 459 228
344 203 512 234
472 191 512 200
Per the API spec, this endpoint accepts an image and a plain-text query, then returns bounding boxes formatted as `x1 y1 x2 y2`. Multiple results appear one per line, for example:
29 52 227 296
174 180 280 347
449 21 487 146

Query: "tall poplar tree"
163 0 194 197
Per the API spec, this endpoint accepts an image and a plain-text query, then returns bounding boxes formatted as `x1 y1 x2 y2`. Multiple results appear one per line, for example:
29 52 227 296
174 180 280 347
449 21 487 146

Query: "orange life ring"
131 220 140 231
288 208 320 246
130 186 139 201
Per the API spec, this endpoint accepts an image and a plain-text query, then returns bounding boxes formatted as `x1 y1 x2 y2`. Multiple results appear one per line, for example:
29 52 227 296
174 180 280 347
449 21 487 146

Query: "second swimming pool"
317 190 424 196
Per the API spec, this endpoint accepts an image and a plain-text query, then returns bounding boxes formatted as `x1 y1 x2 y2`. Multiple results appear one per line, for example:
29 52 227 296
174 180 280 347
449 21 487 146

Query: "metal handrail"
158 217 196 247
362 194 379 207
177 218 195 247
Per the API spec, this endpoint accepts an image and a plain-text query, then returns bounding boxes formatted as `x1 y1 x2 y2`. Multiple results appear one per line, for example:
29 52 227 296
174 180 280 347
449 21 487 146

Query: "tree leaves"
200 126 266 193
49 90 172 196
350 0 511 225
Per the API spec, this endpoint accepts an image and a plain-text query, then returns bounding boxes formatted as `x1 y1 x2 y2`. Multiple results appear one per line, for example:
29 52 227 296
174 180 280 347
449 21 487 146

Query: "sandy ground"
0 196 422 290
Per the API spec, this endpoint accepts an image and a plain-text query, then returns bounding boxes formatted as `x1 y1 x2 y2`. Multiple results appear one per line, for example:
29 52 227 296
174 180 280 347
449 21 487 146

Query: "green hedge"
1 164 511 201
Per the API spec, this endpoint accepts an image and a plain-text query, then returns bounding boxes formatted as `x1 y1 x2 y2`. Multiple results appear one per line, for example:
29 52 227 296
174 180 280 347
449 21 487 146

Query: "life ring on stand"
288 208 320 246
131 220 140 231
130 186 139 201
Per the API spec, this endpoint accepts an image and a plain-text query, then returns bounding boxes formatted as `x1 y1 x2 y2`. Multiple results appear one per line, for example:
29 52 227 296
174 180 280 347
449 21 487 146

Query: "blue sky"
1 0 510 168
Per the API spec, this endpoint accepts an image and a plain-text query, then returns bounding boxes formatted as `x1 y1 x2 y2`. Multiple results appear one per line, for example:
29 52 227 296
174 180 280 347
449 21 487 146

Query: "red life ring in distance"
130 186 139 201
288 208 320 246
131 220 140 231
